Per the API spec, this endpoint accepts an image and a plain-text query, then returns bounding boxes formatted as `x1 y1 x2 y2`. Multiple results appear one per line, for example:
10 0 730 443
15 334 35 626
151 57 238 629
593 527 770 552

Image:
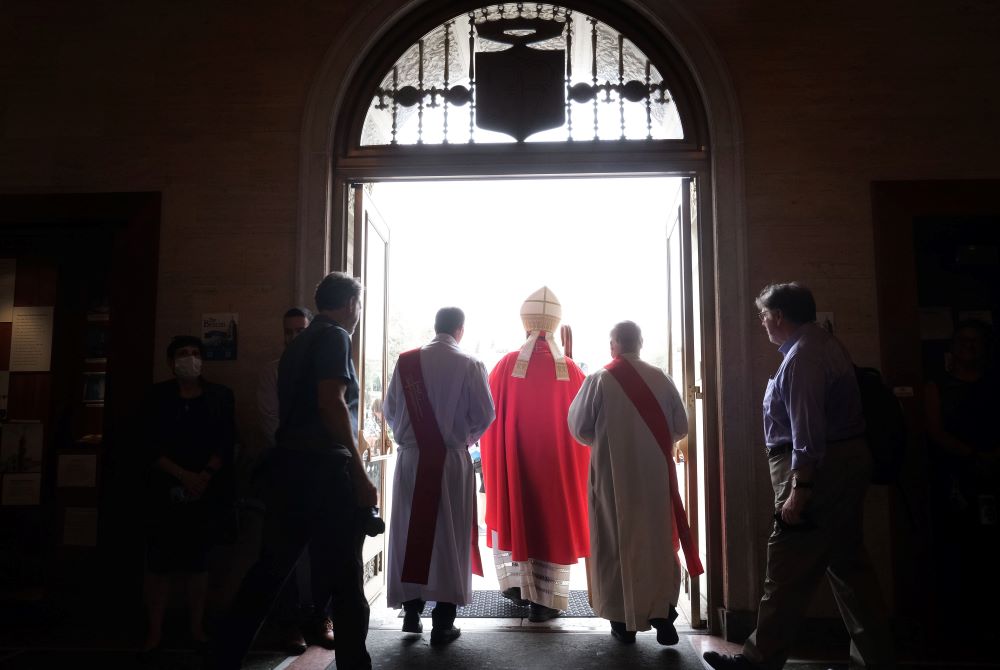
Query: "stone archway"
295 0 758 633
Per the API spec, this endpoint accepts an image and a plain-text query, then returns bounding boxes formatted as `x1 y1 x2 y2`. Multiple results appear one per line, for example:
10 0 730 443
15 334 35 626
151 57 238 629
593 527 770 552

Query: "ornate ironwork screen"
361 3 683 145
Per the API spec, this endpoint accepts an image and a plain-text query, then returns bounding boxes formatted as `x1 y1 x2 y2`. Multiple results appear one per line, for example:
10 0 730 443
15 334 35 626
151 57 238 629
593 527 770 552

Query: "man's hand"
317 377 377 507
355 476 378 508
180 470 209 498
780 488 810 525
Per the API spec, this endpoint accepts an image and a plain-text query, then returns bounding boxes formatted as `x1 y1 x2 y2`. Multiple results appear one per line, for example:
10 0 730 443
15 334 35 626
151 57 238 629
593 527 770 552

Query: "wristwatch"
792 476 813 490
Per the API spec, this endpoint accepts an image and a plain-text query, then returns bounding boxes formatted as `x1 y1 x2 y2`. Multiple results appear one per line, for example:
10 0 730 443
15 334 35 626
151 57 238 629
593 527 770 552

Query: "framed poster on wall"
201 313 238 360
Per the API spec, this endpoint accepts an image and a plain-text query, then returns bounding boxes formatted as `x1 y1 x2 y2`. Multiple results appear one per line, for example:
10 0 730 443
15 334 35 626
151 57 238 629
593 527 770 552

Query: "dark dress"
928 371 1000 631
930 372 1000 519
144 379 235 574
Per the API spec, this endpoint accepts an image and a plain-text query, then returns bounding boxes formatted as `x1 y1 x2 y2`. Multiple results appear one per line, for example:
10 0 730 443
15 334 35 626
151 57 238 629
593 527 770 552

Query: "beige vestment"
568 353 688 631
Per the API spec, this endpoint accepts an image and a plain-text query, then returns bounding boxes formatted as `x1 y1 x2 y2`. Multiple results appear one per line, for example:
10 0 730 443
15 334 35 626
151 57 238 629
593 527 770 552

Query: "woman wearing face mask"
141 335 236 656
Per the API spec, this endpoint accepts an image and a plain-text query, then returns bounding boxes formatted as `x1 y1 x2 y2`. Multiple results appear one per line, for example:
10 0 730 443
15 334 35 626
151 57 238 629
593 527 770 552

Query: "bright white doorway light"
372 176 682 376
368 175 693 622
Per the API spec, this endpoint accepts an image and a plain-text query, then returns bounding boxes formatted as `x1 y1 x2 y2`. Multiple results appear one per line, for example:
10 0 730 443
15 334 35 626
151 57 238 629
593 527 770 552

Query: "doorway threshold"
370 605 606 632
370 604 703 635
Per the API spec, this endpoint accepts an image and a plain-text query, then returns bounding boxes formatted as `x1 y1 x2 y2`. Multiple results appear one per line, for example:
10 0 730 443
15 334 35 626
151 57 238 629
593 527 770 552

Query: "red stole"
604 357 705 576
397 348 483 585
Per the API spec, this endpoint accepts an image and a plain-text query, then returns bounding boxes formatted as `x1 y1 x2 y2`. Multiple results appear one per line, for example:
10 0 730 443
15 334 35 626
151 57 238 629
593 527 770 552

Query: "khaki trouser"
743 437 895 670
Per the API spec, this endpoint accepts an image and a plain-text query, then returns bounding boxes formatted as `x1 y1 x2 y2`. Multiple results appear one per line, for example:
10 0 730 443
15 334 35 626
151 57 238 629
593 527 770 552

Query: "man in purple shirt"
705 283 894 670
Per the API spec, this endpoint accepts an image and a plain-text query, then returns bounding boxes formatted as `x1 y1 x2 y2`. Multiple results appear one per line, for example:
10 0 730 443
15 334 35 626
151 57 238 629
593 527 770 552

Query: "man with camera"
211 272 374 670
383 307 495 644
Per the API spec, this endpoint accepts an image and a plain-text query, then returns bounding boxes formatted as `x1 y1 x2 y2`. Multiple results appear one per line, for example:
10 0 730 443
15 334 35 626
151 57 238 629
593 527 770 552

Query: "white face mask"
174 355 202 379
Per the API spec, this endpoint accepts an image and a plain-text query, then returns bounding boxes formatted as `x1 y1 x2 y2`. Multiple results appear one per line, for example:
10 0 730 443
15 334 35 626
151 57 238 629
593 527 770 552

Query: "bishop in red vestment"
480 287 590 622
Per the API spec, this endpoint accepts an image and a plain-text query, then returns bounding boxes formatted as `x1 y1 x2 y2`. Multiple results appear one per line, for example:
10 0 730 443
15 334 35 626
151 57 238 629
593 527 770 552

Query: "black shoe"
703 651 759 669
279 624 307 655
527 603 560 623
429 625 461 645
501 587 529 607
649 617 679 646
136 646 161 666
609 621 636 644
402 610 423 634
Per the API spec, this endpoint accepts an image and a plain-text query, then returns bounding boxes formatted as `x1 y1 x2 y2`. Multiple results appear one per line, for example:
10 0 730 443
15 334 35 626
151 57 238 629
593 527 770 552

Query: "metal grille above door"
361 3 684 145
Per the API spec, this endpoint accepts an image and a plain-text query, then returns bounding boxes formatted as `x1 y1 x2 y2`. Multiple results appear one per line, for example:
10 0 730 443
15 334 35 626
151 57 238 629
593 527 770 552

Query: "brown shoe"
303 616 336 650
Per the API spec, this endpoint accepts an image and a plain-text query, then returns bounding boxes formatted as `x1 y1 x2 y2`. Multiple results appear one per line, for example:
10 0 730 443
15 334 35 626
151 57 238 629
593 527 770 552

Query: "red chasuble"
397 349 483 585
604 356 704 576
480 335 590 564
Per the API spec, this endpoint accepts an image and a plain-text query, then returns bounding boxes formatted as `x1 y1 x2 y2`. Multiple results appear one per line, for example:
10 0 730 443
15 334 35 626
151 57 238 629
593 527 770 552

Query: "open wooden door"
348 183 394 604
666 177 707 628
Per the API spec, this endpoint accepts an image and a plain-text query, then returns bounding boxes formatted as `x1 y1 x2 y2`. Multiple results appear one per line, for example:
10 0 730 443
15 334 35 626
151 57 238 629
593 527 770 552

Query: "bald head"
610 320 643 357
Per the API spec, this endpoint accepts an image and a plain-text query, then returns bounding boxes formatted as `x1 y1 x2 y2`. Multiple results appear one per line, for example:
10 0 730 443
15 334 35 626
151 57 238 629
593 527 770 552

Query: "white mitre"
513 286 569 380
520 286 563 332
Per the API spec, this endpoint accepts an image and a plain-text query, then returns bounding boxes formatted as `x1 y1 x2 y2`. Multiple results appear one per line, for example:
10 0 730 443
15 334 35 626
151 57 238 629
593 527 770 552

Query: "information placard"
10 306 54 372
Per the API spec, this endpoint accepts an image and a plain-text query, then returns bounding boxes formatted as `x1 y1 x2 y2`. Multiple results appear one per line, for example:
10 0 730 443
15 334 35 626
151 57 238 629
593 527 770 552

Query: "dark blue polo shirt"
276 314 358 456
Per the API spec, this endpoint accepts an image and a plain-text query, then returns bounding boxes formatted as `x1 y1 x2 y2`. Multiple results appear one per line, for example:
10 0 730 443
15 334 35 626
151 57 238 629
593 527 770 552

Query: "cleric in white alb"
568 320 692 644
383 307 495 644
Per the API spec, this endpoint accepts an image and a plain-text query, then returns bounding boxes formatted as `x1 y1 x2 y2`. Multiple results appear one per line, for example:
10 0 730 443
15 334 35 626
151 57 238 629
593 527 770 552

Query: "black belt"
766 434 866 458
766 443 792 457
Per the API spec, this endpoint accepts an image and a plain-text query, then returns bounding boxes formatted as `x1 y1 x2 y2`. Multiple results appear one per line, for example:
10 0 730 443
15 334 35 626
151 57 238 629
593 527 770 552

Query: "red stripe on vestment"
604 357 705 577
398 348 483 584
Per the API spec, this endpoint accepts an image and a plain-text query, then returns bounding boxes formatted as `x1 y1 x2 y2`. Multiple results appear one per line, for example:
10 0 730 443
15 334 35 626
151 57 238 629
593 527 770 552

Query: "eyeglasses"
757 308 782 323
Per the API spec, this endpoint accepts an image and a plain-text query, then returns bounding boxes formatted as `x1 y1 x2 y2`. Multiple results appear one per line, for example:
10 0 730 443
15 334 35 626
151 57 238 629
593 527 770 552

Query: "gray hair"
610 320 643 353
755 282 816 325
434 307 465 335
314 272 363 311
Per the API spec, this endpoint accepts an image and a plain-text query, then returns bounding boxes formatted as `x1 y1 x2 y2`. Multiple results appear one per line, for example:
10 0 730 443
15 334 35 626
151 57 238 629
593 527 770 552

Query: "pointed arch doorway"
298 0 755 636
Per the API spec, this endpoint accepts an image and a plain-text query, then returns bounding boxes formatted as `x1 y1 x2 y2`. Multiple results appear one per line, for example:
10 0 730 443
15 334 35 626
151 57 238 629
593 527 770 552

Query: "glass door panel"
667 178 704 628
351 184 392 604
680 177 704 628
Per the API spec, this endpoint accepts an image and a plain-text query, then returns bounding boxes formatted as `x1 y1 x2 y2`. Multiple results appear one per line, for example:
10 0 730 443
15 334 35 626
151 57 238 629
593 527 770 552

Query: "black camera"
363 506 386 537
773 511 817 532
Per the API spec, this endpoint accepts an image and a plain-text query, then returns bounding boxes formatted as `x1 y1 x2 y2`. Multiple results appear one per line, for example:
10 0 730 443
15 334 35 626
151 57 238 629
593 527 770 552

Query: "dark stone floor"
0 628 993 670
0 631 752 670
0 596 990 670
